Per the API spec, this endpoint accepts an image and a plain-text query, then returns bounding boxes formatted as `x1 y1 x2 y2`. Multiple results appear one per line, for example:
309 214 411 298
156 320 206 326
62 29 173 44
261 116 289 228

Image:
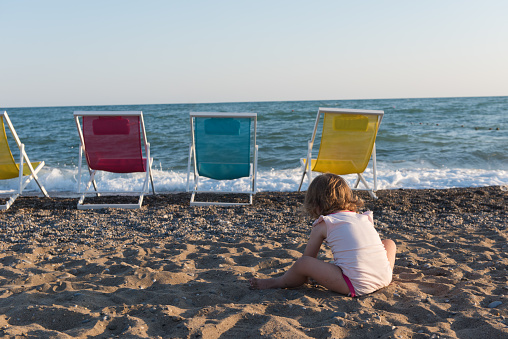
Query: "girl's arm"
303 222 327 258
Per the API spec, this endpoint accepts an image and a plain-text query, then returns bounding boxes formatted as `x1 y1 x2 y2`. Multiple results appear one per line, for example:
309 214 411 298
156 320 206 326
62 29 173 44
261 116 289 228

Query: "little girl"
250 173 396 297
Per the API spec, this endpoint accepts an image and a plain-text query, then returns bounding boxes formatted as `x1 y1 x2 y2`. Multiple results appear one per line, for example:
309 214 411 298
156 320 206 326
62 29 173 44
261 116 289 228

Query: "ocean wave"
0 166 506 196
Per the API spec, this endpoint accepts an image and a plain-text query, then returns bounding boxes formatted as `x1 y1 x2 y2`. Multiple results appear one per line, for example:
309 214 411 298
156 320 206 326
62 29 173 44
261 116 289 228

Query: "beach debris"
488 301 502 308
336 318 346 327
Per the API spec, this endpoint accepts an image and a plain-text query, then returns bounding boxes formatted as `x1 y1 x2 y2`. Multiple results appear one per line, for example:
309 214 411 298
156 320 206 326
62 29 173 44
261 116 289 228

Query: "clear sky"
1 0 507 107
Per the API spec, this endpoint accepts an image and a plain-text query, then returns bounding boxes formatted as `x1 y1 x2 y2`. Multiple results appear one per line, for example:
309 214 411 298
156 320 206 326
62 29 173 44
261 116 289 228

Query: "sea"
1 96 507 196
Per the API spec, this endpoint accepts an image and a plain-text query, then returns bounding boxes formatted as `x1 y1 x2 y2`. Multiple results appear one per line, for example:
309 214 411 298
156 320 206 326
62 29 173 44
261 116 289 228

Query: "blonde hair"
304 173 364 219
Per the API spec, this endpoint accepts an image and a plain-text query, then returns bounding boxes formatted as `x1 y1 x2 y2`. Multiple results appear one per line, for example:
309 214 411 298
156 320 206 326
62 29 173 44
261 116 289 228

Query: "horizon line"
2 94 507 110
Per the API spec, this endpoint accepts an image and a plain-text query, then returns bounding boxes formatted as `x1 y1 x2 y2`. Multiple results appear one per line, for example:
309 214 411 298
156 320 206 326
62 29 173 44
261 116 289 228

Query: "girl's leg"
382 239 396 271
250 256 350 294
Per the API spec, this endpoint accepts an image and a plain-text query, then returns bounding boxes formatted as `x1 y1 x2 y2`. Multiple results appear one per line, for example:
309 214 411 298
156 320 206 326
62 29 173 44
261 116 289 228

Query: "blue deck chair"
187 112 258 206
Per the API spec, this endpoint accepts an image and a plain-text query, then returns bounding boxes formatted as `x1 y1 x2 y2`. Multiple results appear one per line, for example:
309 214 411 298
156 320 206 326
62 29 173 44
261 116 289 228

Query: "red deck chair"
74 111 155 209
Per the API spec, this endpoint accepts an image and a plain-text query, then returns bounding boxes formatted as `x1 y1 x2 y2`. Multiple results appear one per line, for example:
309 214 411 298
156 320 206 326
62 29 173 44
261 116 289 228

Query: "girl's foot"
249 278 276 290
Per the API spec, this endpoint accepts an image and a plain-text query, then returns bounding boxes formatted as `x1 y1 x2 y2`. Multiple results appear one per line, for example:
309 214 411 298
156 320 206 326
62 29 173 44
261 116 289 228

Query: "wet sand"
0 187 506 338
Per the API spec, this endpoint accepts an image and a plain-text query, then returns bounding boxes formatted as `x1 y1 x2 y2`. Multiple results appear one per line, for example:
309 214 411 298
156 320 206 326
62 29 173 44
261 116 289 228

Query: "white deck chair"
74 111 155 209
187 112 258 206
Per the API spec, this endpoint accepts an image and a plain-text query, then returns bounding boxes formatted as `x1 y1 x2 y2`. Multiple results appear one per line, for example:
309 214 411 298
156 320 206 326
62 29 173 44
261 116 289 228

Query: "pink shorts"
342 273 356 297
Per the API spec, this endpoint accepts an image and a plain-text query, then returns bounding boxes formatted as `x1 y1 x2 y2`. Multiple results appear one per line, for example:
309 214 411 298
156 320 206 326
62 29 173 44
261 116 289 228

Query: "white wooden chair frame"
74 111 155 209
0 111 49 210
298 108 384 199
186 112 258 206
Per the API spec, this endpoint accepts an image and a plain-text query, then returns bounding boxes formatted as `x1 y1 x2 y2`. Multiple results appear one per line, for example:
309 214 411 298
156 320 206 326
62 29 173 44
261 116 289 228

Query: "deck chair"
298 108 384 198
74 111 155 209
0 111 49 210
187 112 258 206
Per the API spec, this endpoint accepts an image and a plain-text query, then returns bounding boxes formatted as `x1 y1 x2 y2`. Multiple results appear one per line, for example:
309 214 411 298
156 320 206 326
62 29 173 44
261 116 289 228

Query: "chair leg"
137 194 144 209
357 173 377 199
78 144 99 195
307 163 313 188
354 175 361 188
372 143 378 192
298 168 307 192
23 162 49 197
252 145 258 194
18 148 48 198
298 152 312 192
78 144 83 193
33 175 49 197
149 171 155 194
146 145 155 195
18 145 24 195
77 170 97 207
186 144 193 192
85 161 99 195
87 167 99 196
143 157 155 195
0 194 20 211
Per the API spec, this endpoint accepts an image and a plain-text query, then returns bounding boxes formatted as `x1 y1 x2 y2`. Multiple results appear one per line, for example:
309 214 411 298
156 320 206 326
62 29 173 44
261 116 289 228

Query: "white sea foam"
0 165 506 196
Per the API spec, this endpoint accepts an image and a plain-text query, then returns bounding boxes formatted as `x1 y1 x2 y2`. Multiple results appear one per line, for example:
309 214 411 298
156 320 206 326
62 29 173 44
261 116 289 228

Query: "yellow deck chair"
0 111 49 210
298 108 384 198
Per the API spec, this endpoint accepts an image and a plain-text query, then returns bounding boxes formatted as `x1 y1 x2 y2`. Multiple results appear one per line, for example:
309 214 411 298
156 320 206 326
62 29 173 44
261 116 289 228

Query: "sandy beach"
0 187 506 338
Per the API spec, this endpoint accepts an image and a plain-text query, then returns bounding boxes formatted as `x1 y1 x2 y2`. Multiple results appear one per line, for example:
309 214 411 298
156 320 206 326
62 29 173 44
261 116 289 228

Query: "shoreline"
0 186 506 338
1 183 507 199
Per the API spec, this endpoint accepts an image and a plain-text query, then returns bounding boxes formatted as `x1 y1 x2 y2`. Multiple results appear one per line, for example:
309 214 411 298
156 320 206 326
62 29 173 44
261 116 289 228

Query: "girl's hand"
307 277 319 286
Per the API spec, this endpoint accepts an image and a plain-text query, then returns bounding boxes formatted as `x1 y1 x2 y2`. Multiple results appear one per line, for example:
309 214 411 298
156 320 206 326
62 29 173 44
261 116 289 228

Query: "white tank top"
313 211 392 296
